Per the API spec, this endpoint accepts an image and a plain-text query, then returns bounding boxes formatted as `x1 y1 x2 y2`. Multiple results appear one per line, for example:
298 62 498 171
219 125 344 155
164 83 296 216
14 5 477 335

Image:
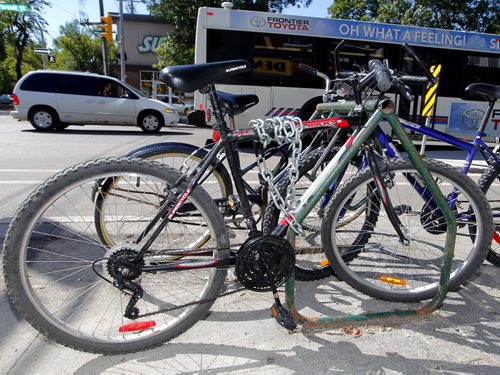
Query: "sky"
41 0 331 47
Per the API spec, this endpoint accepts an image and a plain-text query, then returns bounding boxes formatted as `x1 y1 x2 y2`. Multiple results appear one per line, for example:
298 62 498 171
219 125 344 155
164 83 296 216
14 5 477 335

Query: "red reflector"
493 231 500 244
207 11 214 15
118 321 156 332
212 130 220 142
12 94 19 106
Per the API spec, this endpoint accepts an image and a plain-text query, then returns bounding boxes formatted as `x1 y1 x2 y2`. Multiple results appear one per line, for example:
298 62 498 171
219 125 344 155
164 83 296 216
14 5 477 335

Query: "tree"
328 0 500 33
0 0 50 81
52 20 116 73
148 0 312 67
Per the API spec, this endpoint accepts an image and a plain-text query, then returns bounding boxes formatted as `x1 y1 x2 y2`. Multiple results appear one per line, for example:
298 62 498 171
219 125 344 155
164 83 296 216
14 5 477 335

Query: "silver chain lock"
250 116 305 236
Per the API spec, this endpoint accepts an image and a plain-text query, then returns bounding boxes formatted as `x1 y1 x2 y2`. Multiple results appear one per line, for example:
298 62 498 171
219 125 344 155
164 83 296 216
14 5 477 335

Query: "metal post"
119 0 126 82
31 18 47 69
420 118 430 156
98 0 109 76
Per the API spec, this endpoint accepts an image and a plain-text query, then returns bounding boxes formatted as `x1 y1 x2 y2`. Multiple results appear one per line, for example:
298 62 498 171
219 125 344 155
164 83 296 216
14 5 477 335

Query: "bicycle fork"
364 142 410 245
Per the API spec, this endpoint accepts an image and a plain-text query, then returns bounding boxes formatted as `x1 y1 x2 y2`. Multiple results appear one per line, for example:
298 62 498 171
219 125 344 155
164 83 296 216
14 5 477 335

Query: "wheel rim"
142 115 159 131
330 166 485 299
33 111 53 128
15 167 221 346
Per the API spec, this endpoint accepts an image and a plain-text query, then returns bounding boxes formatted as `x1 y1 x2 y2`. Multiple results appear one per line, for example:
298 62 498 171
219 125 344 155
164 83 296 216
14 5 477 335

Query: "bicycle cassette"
235 234 295 292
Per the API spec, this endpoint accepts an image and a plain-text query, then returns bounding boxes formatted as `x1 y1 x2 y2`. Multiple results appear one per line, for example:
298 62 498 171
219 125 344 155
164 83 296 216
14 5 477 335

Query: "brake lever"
394 78 414 102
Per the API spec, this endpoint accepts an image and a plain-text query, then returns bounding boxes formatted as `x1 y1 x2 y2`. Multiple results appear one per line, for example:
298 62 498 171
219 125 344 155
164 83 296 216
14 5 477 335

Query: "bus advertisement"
193 6 500 135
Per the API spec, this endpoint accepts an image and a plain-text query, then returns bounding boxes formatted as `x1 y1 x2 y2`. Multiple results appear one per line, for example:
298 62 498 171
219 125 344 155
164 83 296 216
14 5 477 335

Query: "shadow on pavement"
20 128 195 137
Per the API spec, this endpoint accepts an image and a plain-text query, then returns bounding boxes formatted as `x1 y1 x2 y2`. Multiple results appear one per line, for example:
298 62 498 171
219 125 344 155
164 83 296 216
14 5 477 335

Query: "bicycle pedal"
271 303 297 331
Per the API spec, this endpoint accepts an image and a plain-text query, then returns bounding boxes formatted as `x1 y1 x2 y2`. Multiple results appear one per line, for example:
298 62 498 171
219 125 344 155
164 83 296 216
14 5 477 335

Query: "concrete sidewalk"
0 223 499 374
0 149 499 374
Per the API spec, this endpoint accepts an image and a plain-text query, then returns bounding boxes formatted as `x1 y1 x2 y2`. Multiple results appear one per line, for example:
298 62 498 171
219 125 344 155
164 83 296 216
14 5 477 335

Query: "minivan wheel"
29 107 59 131
138 111 164 133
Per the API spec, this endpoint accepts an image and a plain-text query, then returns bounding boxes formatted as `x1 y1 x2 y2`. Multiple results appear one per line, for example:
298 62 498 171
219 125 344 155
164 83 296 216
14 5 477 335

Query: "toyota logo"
250 16 266 28
462 108 485 130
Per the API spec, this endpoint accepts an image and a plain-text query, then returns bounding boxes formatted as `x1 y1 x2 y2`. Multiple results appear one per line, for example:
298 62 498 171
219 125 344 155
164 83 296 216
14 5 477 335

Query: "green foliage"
328 0 500 33
148 0 312 67
0 0 50 90
52 20 116 73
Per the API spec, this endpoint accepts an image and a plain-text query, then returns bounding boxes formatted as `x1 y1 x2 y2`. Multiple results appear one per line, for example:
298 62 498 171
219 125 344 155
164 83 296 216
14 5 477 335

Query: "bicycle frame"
398 118 500 173
281 98 457 326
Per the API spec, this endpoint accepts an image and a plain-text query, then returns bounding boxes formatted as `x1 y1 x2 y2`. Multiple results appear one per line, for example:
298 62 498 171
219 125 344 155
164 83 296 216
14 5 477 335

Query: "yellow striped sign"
422 64 441 117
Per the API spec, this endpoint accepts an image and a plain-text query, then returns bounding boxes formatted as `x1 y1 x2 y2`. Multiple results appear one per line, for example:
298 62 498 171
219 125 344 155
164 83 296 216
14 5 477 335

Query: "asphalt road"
0 115 499 374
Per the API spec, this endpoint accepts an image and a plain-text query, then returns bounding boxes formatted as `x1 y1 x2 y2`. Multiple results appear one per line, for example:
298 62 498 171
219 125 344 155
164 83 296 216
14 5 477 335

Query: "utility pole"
118 0 126 82
31 17 47 69
98 0 109 75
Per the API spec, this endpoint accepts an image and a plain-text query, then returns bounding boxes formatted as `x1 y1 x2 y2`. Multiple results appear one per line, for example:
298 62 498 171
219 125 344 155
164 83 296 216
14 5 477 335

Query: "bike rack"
283 99 457 329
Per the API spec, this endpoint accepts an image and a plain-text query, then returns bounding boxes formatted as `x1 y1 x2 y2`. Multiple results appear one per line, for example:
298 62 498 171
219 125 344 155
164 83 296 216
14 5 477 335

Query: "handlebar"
368 60 392 92
300 42 435 104
402 43 435 83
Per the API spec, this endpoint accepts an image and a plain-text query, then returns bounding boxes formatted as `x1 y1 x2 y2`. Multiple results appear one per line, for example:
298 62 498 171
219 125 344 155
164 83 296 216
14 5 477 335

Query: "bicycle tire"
94 143 233 246
3 157 229 354
477 162 500 266
321 158 492 302
262 148 380 281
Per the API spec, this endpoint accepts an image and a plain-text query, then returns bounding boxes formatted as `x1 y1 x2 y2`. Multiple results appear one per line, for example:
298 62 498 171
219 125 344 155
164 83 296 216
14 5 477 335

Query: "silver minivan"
12 70 180 133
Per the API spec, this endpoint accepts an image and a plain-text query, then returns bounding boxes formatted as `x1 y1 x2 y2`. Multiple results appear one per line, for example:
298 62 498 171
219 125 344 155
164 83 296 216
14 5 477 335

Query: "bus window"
329 41 385 72
252 35 314 83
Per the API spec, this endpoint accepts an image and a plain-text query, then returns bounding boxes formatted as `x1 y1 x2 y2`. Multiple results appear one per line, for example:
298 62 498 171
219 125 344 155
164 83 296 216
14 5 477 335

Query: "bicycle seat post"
202 84 229 134
477 99 496 136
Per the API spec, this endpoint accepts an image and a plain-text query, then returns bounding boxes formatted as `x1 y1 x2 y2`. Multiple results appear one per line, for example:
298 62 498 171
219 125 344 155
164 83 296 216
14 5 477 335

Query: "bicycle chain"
250 116 305 236
137 284 246 318
136 243 246 318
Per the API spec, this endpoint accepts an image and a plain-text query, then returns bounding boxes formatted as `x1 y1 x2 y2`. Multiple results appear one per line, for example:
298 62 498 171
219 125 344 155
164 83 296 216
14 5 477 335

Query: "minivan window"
56 75 98 96
20 73 54 92
98 79 138 99
20 73 99 96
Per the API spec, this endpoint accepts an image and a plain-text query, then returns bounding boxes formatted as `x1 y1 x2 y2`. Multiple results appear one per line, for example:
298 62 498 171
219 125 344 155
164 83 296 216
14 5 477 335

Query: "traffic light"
100 13 113 43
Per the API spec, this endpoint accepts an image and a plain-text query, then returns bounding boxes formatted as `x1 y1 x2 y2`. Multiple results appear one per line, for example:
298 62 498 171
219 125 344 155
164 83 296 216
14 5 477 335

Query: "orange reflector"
378 275 408 286
119 321 156 332
271 305 278 318
319 259 330 266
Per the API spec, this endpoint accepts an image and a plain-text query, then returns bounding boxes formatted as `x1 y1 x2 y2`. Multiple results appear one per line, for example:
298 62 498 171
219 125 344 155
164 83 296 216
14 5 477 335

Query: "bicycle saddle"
465 83 500 101
216 91 259 117
159 60 251 93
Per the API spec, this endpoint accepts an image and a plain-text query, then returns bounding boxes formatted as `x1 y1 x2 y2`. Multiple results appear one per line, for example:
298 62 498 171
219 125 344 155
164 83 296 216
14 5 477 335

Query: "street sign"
34 48 50 55
0 3 28 12
48 55 56 63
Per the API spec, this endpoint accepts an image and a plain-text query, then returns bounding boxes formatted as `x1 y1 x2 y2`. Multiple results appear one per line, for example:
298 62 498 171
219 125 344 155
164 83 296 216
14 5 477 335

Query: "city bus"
192 5 500 135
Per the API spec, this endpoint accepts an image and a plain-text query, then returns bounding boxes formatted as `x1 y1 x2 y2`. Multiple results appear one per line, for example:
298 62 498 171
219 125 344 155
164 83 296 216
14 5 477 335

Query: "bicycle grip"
299 63 318 76
336 70 356 78
368 60 392 92
399 75 429 84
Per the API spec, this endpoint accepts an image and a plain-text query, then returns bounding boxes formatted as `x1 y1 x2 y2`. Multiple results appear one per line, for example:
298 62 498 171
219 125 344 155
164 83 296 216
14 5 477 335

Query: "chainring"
235 234 295 292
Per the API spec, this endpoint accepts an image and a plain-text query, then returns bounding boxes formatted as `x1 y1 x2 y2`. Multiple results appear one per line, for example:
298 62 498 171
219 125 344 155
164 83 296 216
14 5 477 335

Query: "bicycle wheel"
262 148 378 281
95 143 233 246
3 157 229 354
321 158 492 302
477 163 500 266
